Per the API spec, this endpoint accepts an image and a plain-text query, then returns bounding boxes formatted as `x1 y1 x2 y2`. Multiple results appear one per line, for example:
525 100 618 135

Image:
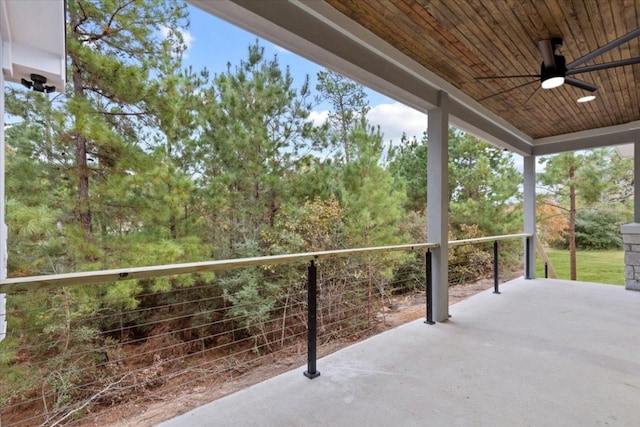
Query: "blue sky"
180 4 430 147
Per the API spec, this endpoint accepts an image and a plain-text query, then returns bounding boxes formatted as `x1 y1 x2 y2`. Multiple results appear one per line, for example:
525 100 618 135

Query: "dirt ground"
80 273 521 427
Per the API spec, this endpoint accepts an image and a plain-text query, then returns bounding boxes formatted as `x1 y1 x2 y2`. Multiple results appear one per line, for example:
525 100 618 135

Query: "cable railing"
448 233 530 294
0 234 530 426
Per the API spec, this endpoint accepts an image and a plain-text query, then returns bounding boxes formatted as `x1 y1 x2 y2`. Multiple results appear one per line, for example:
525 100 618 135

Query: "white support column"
0 31 7 342
635 142 640 224
523 154 536 279
427 91 449 322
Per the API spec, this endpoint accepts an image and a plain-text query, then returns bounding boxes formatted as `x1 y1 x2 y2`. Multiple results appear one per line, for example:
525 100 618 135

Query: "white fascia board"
0 1 10 41
188 0 533 152
5 42 65 89
533 120 640 155
1 0 66 93
1 40 11 76
1 1 12 76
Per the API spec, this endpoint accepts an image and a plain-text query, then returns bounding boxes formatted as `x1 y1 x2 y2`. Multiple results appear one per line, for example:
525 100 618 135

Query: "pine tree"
65 0 188 237
342 122 407 247
316 70 369 164
388 132 428 212
448 129 521 237
196 42 316 255
142 43 210 241
538 148 632 280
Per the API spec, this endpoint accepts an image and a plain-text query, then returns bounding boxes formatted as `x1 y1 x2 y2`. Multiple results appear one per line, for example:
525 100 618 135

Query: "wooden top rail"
448 233 531 247
0 242 439 293
0 233 532 293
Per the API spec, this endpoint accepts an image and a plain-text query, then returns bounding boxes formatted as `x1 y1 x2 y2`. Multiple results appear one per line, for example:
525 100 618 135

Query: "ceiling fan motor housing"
541 54 566 80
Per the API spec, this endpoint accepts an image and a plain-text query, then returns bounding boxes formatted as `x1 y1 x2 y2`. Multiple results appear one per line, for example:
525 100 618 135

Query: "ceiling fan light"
541 76 564 89
577 95 596 103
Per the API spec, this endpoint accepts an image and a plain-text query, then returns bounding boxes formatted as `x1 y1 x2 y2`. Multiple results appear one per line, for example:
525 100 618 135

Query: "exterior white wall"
0 28 6 342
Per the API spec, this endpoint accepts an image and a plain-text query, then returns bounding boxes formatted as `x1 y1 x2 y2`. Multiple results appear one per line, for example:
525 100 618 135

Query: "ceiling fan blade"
566 57 640 75
566 28 640 70
478 79 539 102
564 77 598 92
475 74 540 80
524 86 541 105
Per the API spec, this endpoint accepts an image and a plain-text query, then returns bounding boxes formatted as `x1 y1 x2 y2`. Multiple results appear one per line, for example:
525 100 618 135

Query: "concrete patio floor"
159 278 640 426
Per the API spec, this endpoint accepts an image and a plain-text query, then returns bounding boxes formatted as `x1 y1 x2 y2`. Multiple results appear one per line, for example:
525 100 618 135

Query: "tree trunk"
72 64 92 235
167 177 177 239
569 176 577 281
169 214 178 239
74 134 92 234
69 11 92 235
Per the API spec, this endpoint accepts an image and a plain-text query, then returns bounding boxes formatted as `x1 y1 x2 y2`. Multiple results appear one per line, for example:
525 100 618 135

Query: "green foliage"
539 151 604 206
389 128 522 237
448 225 493 285
448 130 521 236
316 70 369 163
553 209 623 250
63 0 189 235
388 133 428 212
222 268 278 352
342 124 407 247
195 42 319 254
538 148 633 279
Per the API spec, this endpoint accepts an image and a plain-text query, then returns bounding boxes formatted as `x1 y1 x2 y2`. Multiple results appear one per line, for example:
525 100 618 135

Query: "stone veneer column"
621 142 640 291
621 223 640 291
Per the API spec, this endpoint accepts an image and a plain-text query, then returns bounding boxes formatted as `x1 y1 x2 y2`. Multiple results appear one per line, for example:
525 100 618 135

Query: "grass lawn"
535 248 624 285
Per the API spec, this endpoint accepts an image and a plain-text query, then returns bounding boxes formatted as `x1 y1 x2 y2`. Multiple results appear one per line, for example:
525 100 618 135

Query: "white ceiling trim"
533 120 640 155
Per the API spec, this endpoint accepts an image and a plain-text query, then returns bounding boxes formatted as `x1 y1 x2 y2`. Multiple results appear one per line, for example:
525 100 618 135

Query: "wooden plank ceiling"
325 0 640 140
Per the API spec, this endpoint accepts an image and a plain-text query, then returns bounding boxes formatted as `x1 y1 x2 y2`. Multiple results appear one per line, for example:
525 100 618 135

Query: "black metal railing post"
545 262 548 279
525 236 532 279
493 240 501 294
424 249 434 325
304 260 320 379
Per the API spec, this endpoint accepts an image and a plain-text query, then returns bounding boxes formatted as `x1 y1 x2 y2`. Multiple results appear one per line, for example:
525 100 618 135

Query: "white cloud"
307 110 329 127
307 103 428 147
366 102 428 146
512 154 547 174
180 29 196 51
159 26 195 58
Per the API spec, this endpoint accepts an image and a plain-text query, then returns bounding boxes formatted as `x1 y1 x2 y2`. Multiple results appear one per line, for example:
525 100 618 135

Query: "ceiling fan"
477 27 640 103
